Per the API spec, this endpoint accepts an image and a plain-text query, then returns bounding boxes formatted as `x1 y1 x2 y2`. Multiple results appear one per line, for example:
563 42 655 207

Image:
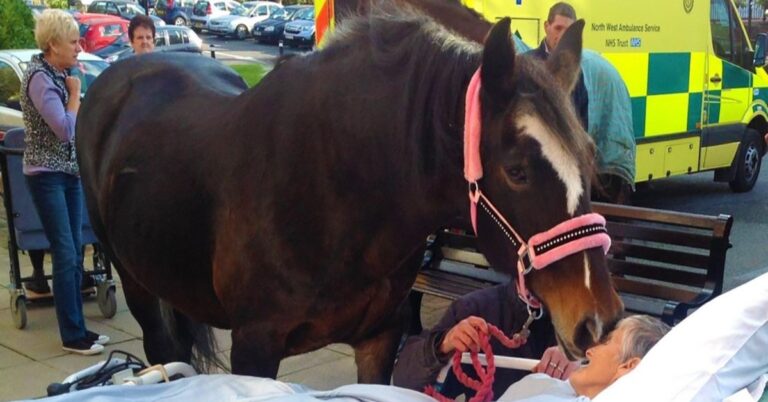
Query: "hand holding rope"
424 323 529 402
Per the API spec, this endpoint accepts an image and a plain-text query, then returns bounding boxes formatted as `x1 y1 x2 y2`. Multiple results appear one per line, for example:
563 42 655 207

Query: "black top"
528 40 590 130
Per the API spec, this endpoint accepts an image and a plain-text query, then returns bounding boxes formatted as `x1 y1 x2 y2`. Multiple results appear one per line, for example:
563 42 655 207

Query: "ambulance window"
710 0 751 69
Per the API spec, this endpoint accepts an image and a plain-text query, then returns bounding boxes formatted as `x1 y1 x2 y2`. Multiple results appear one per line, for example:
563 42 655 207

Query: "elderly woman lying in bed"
498 315 669 401
503 271 768 402
35 272 768 402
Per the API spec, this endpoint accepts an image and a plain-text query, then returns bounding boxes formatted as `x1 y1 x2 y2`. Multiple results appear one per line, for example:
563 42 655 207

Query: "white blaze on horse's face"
517 114 584 216
583 253 591 290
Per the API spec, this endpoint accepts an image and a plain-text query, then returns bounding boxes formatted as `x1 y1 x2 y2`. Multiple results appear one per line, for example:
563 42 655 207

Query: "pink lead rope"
424 323 527 402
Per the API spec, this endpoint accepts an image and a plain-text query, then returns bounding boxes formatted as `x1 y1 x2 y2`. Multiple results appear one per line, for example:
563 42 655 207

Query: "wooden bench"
409 202 733 331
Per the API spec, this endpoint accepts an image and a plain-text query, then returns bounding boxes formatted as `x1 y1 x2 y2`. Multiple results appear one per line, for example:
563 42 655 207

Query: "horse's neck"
407 63 477 226
396 0 491 43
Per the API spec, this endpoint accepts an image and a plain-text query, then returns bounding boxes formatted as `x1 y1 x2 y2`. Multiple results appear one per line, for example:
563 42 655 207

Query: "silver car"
189 0 239 31
207 1 282 39
94 25 204 62
0 50 109 129
282 6 314 49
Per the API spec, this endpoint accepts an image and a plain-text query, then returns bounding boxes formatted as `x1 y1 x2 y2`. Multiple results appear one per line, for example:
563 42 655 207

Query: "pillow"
593 271 768 402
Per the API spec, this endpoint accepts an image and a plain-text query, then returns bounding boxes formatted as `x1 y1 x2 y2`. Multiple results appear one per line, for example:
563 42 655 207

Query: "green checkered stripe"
629 53 754 138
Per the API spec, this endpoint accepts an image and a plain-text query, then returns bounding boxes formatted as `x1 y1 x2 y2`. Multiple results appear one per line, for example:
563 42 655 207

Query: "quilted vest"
20 53 79 176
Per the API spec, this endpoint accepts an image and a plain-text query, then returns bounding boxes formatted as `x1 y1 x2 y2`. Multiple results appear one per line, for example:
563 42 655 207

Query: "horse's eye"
506 167 527 183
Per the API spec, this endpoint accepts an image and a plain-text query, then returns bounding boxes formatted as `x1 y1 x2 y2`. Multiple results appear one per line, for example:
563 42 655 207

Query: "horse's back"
78 53 246 150
78 53 248 190
76 54 248 326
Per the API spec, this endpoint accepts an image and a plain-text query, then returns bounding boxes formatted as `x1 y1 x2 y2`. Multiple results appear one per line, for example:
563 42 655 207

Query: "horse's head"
469 19 623 358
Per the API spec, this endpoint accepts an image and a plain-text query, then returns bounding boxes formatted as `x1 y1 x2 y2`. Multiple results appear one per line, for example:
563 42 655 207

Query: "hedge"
0 0 36 50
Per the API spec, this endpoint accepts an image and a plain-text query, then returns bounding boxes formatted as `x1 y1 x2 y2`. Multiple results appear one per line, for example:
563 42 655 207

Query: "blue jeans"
25 172 86 344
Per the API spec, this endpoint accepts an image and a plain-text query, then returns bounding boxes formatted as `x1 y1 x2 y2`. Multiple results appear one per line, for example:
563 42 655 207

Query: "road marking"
214 51 261 61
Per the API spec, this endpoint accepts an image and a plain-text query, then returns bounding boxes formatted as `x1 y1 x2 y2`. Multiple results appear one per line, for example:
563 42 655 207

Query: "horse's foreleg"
119 266 193 364
230 323 283 378
352 320 403 384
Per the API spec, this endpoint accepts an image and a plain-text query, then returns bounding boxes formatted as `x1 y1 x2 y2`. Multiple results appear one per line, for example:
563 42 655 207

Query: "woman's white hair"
35 9 79 52
616 315 670 363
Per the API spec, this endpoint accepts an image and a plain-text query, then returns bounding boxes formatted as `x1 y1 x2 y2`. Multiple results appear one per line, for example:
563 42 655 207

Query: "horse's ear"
546 19 584 94
481 17 516 102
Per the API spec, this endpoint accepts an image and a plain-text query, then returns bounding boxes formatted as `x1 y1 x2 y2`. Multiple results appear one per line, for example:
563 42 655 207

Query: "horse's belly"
105 163 228 327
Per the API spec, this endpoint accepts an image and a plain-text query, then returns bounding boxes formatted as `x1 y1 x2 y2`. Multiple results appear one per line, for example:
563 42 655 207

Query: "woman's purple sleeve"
28 72 77 142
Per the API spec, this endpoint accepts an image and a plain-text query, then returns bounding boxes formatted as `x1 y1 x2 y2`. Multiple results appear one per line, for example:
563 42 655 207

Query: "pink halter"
463 68 611 309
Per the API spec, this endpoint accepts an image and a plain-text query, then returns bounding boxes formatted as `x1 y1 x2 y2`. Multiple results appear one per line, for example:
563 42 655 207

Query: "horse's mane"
271 5 594 179
320 7 483 175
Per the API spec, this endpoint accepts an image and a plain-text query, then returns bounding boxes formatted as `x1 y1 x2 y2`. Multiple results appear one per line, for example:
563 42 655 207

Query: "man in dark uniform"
527 2 589 133
529 2 636 204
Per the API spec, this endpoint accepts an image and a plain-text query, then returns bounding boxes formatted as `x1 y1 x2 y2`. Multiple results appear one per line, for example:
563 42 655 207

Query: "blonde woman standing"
20 9 109 355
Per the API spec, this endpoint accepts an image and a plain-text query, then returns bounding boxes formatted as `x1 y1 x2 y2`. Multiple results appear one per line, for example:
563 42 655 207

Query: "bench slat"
611 276 702 303
610 242 711 270
619 293 671 317
440 247 490 268
438 231 478 250
607 221 715 249
414 270 495 299
433 260 509 283
593 202 730 234
608 259 707 287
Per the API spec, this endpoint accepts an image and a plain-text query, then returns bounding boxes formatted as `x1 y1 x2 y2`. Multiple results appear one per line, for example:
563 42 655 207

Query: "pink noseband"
463 68 611 309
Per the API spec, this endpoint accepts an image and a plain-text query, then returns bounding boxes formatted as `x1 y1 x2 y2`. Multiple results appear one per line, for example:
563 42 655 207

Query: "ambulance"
315 0 768 191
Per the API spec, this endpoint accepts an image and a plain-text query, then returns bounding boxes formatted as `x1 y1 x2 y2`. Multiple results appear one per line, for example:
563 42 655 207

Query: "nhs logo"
630 37 641 47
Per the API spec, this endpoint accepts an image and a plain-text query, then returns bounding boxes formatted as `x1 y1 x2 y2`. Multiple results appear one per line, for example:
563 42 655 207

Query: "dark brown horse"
76 9 623 383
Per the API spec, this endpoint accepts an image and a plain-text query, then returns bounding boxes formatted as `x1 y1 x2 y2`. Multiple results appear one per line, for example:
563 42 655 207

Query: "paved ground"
0 246 451 401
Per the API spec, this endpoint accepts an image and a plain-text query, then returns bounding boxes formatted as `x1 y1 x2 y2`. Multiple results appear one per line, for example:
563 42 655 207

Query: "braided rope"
424 324 527 402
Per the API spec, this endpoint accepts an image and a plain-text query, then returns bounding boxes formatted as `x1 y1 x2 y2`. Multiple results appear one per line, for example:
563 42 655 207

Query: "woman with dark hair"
128 14 156 56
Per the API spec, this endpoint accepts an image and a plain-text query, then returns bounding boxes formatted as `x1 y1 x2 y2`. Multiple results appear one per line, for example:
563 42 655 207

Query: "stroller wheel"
11 294 27 329
98 286 117 318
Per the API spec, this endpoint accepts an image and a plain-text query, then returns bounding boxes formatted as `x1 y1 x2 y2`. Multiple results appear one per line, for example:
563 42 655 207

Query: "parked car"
252 5 308 44
207 1 282 39
0 50 109 129
87 0 166 26
138 0 156 10
75 13 130 52
189 0 239 32
27 4 46 19
282 6 314 49
154 0 196 26
94 25 203 62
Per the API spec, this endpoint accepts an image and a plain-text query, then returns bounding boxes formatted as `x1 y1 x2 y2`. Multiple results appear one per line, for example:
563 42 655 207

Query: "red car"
74 13 129 53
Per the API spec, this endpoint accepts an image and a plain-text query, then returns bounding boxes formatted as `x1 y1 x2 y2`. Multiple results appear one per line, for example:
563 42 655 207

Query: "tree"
46 0 70 8
0 0 36 50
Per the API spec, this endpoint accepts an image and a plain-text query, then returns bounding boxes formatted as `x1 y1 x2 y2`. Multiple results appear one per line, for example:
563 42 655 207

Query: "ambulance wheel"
729 129 762 193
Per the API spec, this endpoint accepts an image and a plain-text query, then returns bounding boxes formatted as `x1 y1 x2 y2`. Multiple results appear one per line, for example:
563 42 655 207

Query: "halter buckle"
467 182 481 204
518 246 534 275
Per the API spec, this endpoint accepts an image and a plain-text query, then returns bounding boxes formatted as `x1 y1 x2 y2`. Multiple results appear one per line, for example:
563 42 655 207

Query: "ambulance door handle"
710 74 722 84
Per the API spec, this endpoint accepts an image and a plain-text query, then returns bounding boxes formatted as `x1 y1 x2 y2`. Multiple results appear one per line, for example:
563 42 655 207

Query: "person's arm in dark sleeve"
391 326 451 391
392 297 481 393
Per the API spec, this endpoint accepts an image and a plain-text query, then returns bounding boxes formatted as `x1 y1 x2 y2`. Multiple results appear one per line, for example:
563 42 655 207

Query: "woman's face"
568 327 626 398
50 30 82 70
